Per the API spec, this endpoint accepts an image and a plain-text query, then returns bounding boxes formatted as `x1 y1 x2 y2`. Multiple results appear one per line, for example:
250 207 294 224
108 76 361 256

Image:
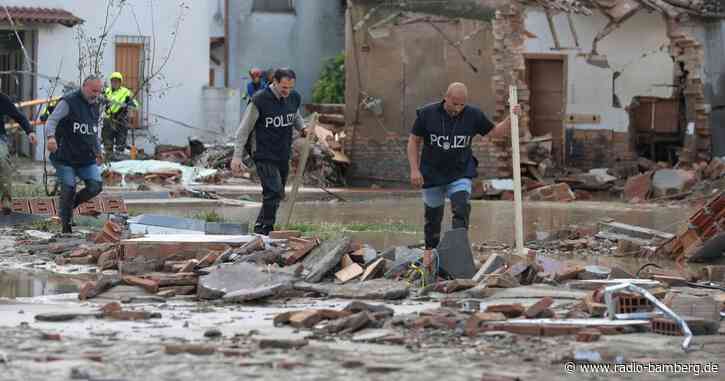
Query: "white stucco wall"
229 0 345 104
4 0 210 148
525 8 674 132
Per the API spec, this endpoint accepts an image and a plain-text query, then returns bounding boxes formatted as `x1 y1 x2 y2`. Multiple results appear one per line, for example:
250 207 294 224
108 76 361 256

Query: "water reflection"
0 271 80 298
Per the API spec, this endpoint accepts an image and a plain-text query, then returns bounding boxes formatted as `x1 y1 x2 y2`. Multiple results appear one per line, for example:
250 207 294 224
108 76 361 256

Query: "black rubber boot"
450 191 471 230
59 185 76 234
73 180 103 209
254 199 279 235
424 204 445 249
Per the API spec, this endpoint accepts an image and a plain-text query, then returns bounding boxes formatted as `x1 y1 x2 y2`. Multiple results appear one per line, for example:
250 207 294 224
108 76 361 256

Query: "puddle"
0 271 81 298
292 200 692 249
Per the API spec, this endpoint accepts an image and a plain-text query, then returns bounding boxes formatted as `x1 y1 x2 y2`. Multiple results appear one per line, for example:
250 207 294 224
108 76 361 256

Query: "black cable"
635 263 662 278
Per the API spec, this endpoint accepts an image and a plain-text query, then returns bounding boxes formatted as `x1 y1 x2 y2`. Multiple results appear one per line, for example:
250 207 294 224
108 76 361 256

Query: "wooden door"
527 57 565 164
114 43 142 129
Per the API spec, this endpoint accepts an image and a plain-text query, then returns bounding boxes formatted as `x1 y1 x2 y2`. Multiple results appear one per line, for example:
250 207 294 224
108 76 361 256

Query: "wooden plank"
335 263 364 283
564 114 601 124
361 258 386 281
598 222 675 241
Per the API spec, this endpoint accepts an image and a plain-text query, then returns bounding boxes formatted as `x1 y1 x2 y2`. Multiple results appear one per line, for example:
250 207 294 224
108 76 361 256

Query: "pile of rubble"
473 156 725 204
6 208 723 355
142 104 350 188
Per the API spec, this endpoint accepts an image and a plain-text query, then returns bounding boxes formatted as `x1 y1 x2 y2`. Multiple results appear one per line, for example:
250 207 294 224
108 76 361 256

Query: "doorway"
526 55 566 164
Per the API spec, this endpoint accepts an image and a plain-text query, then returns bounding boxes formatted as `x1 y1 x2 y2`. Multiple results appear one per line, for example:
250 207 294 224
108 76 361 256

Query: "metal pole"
509 86 525 256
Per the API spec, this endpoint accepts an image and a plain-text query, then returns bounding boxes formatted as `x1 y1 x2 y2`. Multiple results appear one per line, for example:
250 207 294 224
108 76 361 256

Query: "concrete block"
437 228 476 279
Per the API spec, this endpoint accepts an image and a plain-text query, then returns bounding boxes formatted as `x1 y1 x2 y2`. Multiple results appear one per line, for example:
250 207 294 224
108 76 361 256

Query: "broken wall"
704 20 725 157
524 9 673 168
345 3 499 184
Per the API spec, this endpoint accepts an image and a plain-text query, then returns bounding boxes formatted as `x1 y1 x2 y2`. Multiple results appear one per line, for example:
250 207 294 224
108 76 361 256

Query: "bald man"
408 83 519 263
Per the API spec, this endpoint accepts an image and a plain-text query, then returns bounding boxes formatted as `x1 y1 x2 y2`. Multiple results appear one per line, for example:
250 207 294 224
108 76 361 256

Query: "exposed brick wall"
565 129 636 170
667 18 710 163
346 131 504 185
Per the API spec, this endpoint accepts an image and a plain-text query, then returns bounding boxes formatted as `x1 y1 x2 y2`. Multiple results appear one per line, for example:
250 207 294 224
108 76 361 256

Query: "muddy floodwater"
0 271 81 298
292 199 692 249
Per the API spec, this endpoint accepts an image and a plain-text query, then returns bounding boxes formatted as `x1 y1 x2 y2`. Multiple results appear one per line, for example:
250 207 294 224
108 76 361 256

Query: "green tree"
312 52 345 104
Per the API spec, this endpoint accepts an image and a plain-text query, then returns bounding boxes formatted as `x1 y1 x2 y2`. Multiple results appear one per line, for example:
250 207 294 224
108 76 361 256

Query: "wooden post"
509 86 525 256
282 113 318 227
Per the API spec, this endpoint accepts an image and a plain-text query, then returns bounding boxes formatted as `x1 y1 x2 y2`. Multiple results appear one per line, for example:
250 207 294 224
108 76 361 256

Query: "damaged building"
343 0 725 185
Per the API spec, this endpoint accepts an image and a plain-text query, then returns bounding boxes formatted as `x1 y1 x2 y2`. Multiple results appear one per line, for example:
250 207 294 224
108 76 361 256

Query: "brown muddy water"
0 271 81 298
0 200 701 298
292 199 692 249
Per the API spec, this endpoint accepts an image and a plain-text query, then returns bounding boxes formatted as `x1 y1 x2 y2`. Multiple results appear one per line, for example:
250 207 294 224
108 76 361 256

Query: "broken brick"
269 230 302 239
56 255 94 265
97 249 118 270
286 309 352 329
524 297 554 319
584 293 607 317
525 183 575 202
95 220 123 244
29 198 56 216
100 197 127 214
413 315 459 330
40 333 62 341
482 323 542 336
78 280 113 301
76 199 103 216
258 338 309 350
151 273 198 287
576 328 602 342
484 304 525 318
540 325 580 336
197 252 220 268
105 310 161 321
164 344 216 355
464 313 508 336
10 199 30 214
100 302 122 315
555 265 585 282
178 260 198 273
624 172 652 202
122 275 160 294
285 237 319 265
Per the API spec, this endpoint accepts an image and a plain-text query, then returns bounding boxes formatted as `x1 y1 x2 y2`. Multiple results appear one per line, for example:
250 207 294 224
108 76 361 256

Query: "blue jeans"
52 161 102 188
52 161 103 225
421 178 472 249
422 178 472 207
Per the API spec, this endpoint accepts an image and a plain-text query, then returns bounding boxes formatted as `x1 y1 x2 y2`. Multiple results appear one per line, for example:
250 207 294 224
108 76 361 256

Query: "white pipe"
509 86 525 256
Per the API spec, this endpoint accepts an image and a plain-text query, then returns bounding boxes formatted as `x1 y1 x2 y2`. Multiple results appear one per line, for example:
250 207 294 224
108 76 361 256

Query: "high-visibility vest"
104 86 137 115
40 99 58 121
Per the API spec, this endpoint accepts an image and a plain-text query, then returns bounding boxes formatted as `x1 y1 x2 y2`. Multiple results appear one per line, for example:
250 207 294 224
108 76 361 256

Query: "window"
252 0 295 13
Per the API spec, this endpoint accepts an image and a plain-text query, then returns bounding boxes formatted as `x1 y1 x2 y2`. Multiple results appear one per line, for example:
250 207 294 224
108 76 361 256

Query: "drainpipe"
224 0 229 88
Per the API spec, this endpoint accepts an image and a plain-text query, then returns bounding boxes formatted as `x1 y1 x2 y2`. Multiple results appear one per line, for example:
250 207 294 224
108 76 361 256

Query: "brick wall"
345 130 504 185
565 128 636 169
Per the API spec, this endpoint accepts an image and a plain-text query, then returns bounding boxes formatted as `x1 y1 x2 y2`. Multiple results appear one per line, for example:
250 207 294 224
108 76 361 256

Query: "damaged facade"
344 0 725 185
0 1 211 155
